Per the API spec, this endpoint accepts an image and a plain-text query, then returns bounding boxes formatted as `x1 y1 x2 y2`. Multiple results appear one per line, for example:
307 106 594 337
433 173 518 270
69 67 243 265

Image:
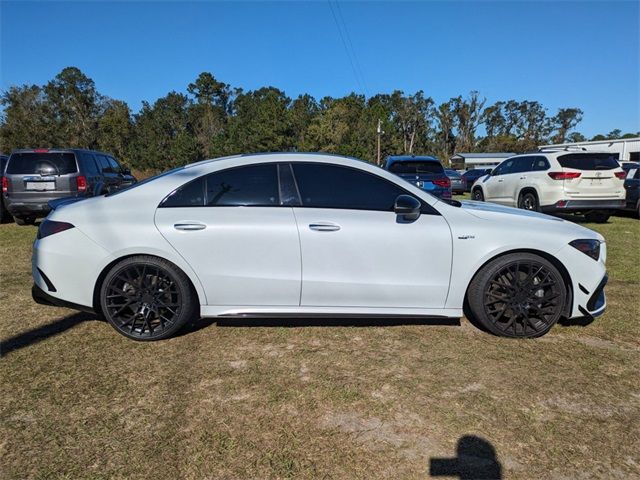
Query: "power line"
327 0 366 95
333 0 368 95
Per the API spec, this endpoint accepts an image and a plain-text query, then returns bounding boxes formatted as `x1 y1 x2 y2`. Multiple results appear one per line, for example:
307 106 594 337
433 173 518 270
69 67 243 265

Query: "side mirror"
394 194 421 221
486 169 493 174
122 167 131 175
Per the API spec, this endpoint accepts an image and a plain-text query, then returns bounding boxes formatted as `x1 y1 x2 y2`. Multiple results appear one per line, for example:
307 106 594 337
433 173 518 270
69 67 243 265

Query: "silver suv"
2 148 136 225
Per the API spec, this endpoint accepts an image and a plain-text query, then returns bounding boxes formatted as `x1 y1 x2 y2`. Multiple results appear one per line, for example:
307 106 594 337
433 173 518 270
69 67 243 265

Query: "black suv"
2 148 136 225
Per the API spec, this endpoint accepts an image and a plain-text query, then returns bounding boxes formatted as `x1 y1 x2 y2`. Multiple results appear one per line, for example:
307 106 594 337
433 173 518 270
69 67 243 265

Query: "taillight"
37 220 75 239
76 175 88 192
433 178 451 188
548 172 581 180
1 176 7 193
614 171 627 179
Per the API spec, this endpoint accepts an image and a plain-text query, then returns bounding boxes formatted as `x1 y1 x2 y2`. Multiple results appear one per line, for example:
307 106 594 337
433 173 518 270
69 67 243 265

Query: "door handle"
520 176 526 180
174 222 206 231
309 223 341 232
498 179 504 182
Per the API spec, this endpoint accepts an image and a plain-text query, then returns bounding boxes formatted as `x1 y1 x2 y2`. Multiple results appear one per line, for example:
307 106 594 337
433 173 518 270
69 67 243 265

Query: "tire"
100 255 197 341
517 191 539 212
13 215 36 226
467 253 566 338
472 188 484 201
584 211 610 223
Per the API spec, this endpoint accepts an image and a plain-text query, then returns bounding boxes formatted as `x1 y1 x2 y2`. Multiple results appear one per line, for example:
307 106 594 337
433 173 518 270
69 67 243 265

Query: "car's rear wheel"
467 253 566 338
13 215 36 226
100 256 197 341
472 188 484 201
518 191 539 211
584 211 610 223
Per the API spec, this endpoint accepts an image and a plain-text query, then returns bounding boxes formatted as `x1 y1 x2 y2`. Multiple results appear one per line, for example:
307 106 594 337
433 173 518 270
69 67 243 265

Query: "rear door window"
107 156 121 173
96 155 112 173
6 152 78 175
532 156 550 171
511 157 534 174
558 153 620 170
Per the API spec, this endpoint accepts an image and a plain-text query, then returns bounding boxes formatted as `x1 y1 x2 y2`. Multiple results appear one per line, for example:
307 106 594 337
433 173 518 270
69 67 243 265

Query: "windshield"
558 153 619 171
106 166 184 197
388 161 444 175
7 152 77 175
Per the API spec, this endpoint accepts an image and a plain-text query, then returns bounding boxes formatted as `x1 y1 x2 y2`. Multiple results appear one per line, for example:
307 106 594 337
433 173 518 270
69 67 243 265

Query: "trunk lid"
557 153 625 199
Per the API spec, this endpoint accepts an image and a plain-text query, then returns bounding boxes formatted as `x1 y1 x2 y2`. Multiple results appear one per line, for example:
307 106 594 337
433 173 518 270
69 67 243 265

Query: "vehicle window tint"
510 157 533 174
6 152 78 175
532 156 550 171
161 176 206 207
492 159 515 176
96 154 111 173
558 153 619 170
80 153 99 175
293 163 406 211
107 156 121 173
388 161 444 174
206 164 279 206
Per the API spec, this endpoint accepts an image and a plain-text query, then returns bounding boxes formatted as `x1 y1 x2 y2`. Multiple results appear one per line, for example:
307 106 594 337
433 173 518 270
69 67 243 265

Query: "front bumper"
542 199 625 213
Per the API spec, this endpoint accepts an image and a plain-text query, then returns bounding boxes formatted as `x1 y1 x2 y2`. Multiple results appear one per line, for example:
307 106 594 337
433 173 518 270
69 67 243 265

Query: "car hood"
458 200 603 240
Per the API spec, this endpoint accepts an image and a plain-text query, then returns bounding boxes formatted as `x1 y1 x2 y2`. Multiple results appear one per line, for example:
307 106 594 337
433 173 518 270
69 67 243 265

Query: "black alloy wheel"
518 192 539 211
472 189 484 201
100 256 196 340
468 253 566 338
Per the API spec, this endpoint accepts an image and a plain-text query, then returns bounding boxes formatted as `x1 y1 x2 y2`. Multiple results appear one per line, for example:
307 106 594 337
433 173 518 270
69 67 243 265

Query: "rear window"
557 153 619 171
7 152 77 175
388 161 444 174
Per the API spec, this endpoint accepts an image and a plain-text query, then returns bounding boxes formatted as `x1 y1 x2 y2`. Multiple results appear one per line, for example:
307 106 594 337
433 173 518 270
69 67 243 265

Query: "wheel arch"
464 248 573 318
517 186 540 201
92 253 203 317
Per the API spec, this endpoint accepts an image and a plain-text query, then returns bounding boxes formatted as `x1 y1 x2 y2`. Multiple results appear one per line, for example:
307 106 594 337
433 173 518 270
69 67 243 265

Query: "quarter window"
292 163 407 211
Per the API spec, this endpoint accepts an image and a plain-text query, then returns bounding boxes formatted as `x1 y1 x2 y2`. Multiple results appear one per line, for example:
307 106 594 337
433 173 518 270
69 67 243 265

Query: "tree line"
1 67 637 172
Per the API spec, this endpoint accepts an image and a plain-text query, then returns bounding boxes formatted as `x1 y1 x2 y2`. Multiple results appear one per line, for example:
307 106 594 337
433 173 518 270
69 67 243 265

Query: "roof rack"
538 146 588 153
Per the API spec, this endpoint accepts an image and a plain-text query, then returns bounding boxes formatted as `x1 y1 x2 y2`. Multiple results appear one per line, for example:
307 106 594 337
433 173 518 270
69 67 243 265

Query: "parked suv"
2 148 136 225
471 151 626 222
385 155 451 199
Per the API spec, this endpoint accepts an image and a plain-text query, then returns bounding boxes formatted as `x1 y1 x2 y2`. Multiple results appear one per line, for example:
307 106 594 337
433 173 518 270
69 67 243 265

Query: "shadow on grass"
0 312 95 356
179 316 461 336
430 435 502 479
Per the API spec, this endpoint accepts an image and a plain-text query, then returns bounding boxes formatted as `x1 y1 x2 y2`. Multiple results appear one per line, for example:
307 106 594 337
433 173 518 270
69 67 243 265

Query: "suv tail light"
1 176 7 193
37 220 75 239
76 175 88 192
548 172 581 180
433 178 451 188
614 171 627 179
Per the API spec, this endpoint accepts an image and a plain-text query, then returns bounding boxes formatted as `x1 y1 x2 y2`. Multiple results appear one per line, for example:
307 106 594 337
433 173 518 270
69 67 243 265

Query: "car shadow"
0 312 95 356
178 315 461 336
430 435 502 479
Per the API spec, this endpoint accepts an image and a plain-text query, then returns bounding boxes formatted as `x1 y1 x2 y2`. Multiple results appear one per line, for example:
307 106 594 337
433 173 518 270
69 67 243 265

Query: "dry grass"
1 209 639 479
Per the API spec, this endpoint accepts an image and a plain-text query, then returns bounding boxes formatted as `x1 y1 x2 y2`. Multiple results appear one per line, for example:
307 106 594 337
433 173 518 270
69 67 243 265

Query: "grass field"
1 207 639 479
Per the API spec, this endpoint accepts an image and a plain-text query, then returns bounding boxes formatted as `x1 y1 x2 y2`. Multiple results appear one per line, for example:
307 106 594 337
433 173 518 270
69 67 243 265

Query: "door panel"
155 207 301 306
293 208 452 308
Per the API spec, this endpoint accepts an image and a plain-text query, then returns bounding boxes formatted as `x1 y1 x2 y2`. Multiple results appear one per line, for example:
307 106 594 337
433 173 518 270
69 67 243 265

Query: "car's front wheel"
467 253 566 338
472 188 484 201
100 255 197 341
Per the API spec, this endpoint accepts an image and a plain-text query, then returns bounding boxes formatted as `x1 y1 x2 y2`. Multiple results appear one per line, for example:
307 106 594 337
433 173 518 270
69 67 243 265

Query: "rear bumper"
542 199 625 213
6 201 51 216
32 283 95 314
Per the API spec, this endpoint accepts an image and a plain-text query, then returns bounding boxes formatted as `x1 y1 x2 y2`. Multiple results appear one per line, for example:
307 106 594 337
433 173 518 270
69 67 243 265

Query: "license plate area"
26 181 55 191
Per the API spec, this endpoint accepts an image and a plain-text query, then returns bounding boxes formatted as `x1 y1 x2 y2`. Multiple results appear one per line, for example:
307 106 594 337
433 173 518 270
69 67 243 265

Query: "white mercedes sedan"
32 153 608 341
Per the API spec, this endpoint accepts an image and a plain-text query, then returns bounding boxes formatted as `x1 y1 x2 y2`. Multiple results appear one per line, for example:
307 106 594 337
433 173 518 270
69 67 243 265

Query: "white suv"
471 151 626 222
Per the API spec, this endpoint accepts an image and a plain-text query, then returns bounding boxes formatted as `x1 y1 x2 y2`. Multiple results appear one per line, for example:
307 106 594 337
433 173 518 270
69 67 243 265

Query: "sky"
1 0 639 138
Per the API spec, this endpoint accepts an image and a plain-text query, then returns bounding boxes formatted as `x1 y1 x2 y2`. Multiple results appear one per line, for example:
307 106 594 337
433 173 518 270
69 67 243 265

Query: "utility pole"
376 119 383 166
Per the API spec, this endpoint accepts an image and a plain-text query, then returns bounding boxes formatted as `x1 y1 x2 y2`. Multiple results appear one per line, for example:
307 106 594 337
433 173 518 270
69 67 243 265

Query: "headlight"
569 239 601 261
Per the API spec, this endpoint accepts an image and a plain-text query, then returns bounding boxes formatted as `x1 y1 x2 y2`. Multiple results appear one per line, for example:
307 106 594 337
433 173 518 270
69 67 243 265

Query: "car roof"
9 148 115 156
385 155 440 164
